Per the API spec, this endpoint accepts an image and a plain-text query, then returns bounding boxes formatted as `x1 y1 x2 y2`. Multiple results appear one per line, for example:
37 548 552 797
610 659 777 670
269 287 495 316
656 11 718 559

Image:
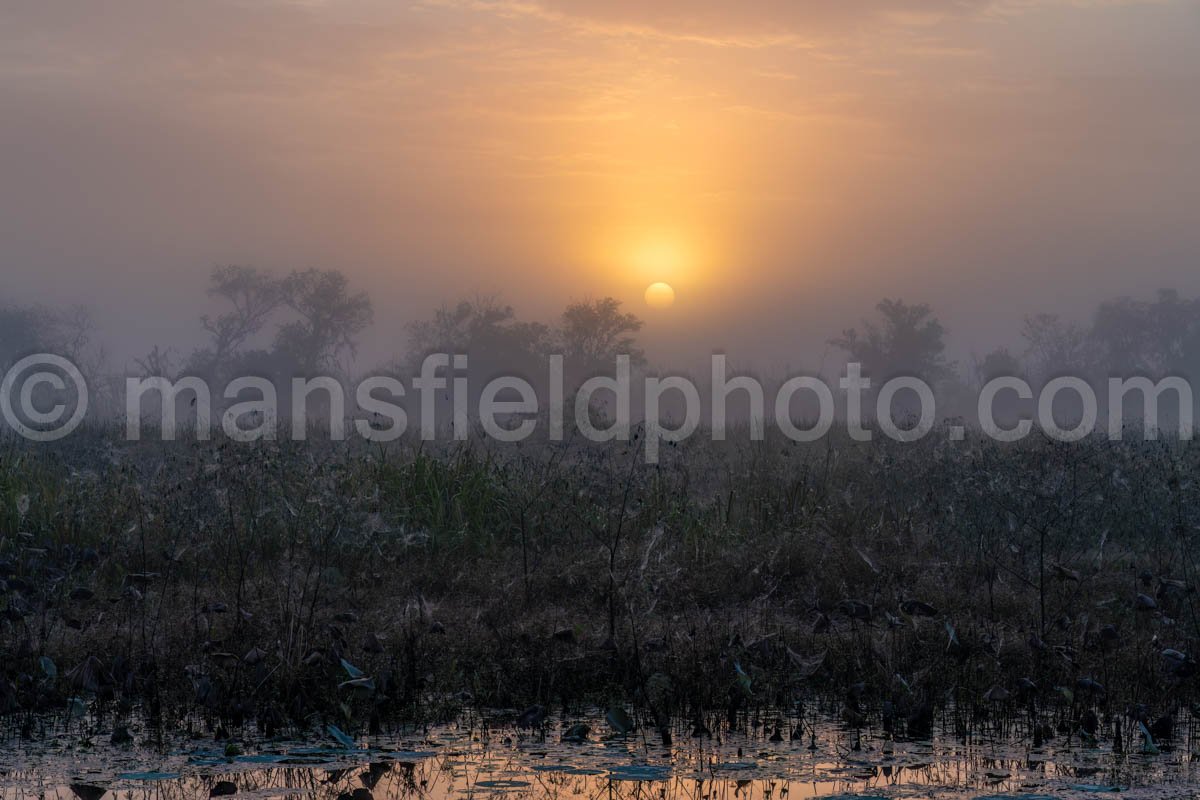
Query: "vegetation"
0 427 1196 749
3 283 1200 748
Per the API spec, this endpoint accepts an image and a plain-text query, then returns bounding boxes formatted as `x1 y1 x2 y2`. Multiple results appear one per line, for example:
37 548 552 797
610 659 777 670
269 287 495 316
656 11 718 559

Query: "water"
1 711 1196 799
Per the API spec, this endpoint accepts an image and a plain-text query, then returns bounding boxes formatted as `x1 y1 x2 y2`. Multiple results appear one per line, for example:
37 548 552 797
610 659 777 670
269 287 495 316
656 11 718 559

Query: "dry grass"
0 425 1197 745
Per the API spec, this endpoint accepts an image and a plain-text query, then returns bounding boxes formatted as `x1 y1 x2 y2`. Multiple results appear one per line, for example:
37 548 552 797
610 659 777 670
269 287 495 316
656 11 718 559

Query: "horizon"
2 1 1199 370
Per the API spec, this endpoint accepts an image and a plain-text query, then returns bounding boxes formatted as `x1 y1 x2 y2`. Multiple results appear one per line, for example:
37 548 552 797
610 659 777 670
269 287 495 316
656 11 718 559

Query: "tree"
975 348 1025 386
134 345 178 378
830 299 953 382
1090 289 1200 378
407 295 550 374
196 266 282 369
274 269 373 375
559 297 645 375
0 302 107 427
0 303 49 369
1021 313 1091 384
0 301 103 369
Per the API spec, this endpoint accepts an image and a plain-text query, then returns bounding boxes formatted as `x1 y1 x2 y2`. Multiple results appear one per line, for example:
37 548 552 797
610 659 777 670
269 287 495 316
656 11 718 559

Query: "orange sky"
2 0 1199 368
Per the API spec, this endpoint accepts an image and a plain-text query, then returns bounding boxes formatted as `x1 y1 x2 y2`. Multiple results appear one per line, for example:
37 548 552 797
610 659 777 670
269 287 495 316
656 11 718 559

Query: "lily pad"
1067 786 1123 794
379 750 437 762
116 771 181 781
235 753 290 764
607 765 673 781
530 763 605 774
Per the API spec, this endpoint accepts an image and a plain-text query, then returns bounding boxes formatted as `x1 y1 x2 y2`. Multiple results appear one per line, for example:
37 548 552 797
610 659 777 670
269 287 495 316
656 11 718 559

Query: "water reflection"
1 712 1196 800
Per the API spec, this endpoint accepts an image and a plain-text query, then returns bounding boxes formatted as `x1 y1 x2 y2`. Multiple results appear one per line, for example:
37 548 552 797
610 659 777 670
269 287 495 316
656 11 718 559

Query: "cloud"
494 0 990 41
454 0 1172 48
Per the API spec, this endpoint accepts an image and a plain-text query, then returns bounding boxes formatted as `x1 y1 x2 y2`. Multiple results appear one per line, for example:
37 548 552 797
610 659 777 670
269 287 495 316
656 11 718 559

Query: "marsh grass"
0 424 1197 750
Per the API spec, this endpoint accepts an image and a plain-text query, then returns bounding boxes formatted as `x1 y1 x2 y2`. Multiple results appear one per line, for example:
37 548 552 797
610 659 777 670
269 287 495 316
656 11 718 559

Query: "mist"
2 0 1199 384
9 4 1200 782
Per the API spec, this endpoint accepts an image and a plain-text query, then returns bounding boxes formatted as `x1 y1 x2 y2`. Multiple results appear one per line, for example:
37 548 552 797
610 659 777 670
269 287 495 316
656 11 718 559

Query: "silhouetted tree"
971 347 1028 426
134 345 178 378
1021 313 1091 384
274 269 373 375
1090 289 1200 378
559 297 645 376
0 303 56 367
407 295 551 374
193 266 282 373
0 301 109 424
0 301 102 371
830 299 953 382
975 348 1025 385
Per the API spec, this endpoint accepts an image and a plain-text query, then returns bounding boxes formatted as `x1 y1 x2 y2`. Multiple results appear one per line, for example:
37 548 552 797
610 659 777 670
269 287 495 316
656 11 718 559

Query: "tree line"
3 268 1200 416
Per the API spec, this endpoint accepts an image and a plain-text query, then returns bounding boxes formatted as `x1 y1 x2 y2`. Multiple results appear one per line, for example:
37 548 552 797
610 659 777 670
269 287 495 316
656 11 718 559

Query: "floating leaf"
340 658 365 679
210 781 238 797
68 785 107 800
607 765 672 782
235 754 289 764
530 765 604 775
116 772 180 782
1067 785 1122 793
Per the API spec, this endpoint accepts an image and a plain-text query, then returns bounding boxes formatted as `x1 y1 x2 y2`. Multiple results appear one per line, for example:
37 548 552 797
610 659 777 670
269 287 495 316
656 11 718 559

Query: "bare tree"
198 266 283 368
134 345 177 378
1021 313 1091 384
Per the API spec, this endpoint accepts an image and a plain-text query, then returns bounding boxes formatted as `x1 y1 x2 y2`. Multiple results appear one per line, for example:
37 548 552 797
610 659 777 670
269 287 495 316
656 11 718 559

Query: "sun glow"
632 237 686 278
583 226 718 307
644 281 676 309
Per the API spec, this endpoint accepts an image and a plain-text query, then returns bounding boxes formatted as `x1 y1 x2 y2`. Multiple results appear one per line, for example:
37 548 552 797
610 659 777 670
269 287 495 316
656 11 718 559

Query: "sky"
2 0 1199 372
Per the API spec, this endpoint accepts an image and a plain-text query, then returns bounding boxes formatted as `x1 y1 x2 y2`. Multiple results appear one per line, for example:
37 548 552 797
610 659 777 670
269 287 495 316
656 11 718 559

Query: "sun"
644 281 676 309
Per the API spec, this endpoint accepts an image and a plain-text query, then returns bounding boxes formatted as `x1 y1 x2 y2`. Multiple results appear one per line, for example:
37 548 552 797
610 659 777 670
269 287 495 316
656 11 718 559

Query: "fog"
2 0 1199 377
